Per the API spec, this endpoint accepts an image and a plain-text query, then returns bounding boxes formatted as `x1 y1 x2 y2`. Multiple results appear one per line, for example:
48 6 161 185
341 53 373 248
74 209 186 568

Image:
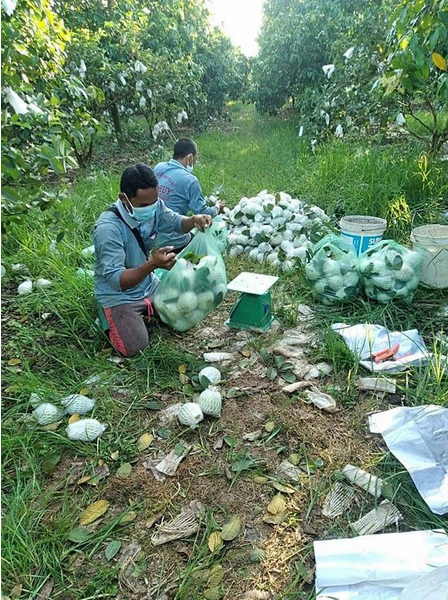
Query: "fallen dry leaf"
8 358 22 366
262 510 288 525
208 531 223 552
221 514 241 541
11 584 22 598
207 564 225 587
251 474 269 484
213 436 224 450
146 510 165 529
136 432 154 452
40 421 61 431
37 579 54 600
79 499 110 525
77 475 92 485
267 494 286 515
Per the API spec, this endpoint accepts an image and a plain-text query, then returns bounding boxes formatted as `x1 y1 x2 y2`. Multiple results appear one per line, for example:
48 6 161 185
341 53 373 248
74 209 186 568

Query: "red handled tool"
372 343 400 363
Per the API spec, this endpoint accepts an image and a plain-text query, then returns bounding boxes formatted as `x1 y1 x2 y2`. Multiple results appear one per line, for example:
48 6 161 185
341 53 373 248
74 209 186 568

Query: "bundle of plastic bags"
153 225 227 332
360 240 422 304
305 234 360 304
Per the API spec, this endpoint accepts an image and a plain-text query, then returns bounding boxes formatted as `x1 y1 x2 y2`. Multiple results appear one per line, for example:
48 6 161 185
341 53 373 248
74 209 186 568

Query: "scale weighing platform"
225 272 279 331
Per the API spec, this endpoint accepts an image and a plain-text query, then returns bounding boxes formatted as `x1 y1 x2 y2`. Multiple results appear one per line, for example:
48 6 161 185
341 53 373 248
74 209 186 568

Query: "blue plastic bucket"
339 216 387 256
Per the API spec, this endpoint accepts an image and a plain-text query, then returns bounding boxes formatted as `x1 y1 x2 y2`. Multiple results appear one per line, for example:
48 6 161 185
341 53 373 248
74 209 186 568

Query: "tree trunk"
110 103 122 140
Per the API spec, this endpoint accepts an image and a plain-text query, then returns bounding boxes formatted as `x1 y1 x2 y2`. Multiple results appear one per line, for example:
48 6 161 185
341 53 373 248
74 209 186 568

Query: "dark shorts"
104 298 154 357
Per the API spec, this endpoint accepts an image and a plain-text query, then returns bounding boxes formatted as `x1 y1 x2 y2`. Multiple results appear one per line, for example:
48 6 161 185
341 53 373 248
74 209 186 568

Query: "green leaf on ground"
105 540 122 561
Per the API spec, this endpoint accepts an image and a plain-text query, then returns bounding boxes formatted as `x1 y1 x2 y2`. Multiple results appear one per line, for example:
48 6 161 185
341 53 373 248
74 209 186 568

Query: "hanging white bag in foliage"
196 386 222 417
33 403 64 425
61 394 96 415
66 418 106 441
178 403 204 428
335 124 344 138
343 46 355 60
4 87 28 115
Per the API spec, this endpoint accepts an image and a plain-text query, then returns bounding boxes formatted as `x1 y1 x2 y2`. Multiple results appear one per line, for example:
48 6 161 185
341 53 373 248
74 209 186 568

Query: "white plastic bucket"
339 216 387 255
410 224 448 289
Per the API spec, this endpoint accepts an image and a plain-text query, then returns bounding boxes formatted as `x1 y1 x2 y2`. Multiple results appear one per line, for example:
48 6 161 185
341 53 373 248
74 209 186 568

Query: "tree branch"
403 101 434 134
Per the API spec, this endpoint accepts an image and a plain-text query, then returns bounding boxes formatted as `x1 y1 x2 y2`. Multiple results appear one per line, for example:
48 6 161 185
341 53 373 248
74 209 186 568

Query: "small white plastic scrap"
36 278 52 289
134 60 147 73
18 280 33 296
66 418 106 441
396 112 406 126
298 125 304 137
81 245 95 258
61 394 96 415
203 352 234 363
322 64 335 79
343 464 383 498
304 387 338 413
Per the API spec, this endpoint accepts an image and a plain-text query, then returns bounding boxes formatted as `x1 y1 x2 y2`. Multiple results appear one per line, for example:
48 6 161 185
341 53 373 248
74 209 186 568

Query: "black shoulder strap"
106 205 148 259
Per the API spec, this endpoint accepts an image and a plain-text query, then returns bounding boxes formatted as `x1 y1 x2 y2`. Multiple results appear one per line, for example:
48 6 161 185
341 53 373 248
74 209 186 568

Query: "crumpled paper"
369 405 448 515
315 529 448 599
331 323 447 373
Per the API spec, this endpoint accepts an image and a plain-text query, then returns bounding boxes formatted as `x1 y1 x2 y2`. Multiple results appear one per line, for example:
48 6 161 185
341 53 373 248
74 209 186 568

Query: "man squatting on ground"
93 163 211 357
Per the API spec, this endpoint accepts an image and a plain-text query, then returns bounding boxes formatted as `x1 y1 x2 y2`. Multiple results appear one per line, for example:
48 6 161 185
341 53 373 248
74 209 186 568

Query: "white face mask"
186 164 194 173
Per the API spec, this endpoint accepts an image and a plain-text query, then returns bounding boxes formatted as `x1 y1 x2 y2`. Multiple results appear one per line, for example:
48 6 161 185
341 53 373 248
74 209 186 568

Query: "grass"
2 103 447 599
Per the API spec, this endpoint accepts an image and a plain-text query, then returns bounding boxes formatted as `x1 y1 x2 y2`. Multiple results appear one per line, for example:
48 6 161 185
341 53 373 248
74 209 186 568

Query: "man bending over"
154 138 224 250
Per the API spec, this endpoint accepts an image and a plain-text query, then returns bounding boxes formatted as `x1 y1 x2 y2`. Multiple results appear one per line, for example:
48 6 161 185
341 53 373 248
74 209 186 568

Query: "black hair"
173 138 197 160
120 163 158 198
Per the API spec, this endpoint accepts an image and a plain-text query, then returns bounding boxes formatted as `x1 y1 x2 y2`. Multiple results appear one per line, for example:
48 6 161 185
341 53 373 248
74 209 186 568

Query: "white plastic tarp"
369 405 448 515
331 323 446 373
315 529 448 599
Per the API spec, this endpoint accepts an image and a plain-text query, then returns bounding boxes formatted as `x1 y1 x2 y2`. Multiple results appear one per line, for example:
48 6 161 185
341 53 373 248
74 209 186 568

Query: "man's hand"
193 214 212 231
149 246 176 270
216 201 226 215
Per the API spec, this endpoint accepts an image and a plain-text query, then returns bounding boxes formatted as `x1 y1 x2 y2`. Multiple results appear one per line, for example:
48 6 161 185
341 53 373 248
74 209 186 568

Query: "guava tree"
382 0 448 153
1 0 101 223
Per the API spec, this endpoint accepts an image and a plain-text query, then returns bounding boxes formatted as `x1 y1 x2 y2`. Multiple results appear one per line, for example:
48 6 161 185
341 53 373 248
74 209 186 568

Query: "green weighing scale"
225 272 279 332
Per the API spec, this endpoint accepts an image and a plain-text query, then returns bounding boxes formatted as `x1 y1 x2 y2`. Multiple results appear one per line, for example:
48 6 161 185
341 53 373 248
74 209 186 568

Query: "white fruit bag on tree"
153 226 227 332
360 239 422 303
305 234 360 304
